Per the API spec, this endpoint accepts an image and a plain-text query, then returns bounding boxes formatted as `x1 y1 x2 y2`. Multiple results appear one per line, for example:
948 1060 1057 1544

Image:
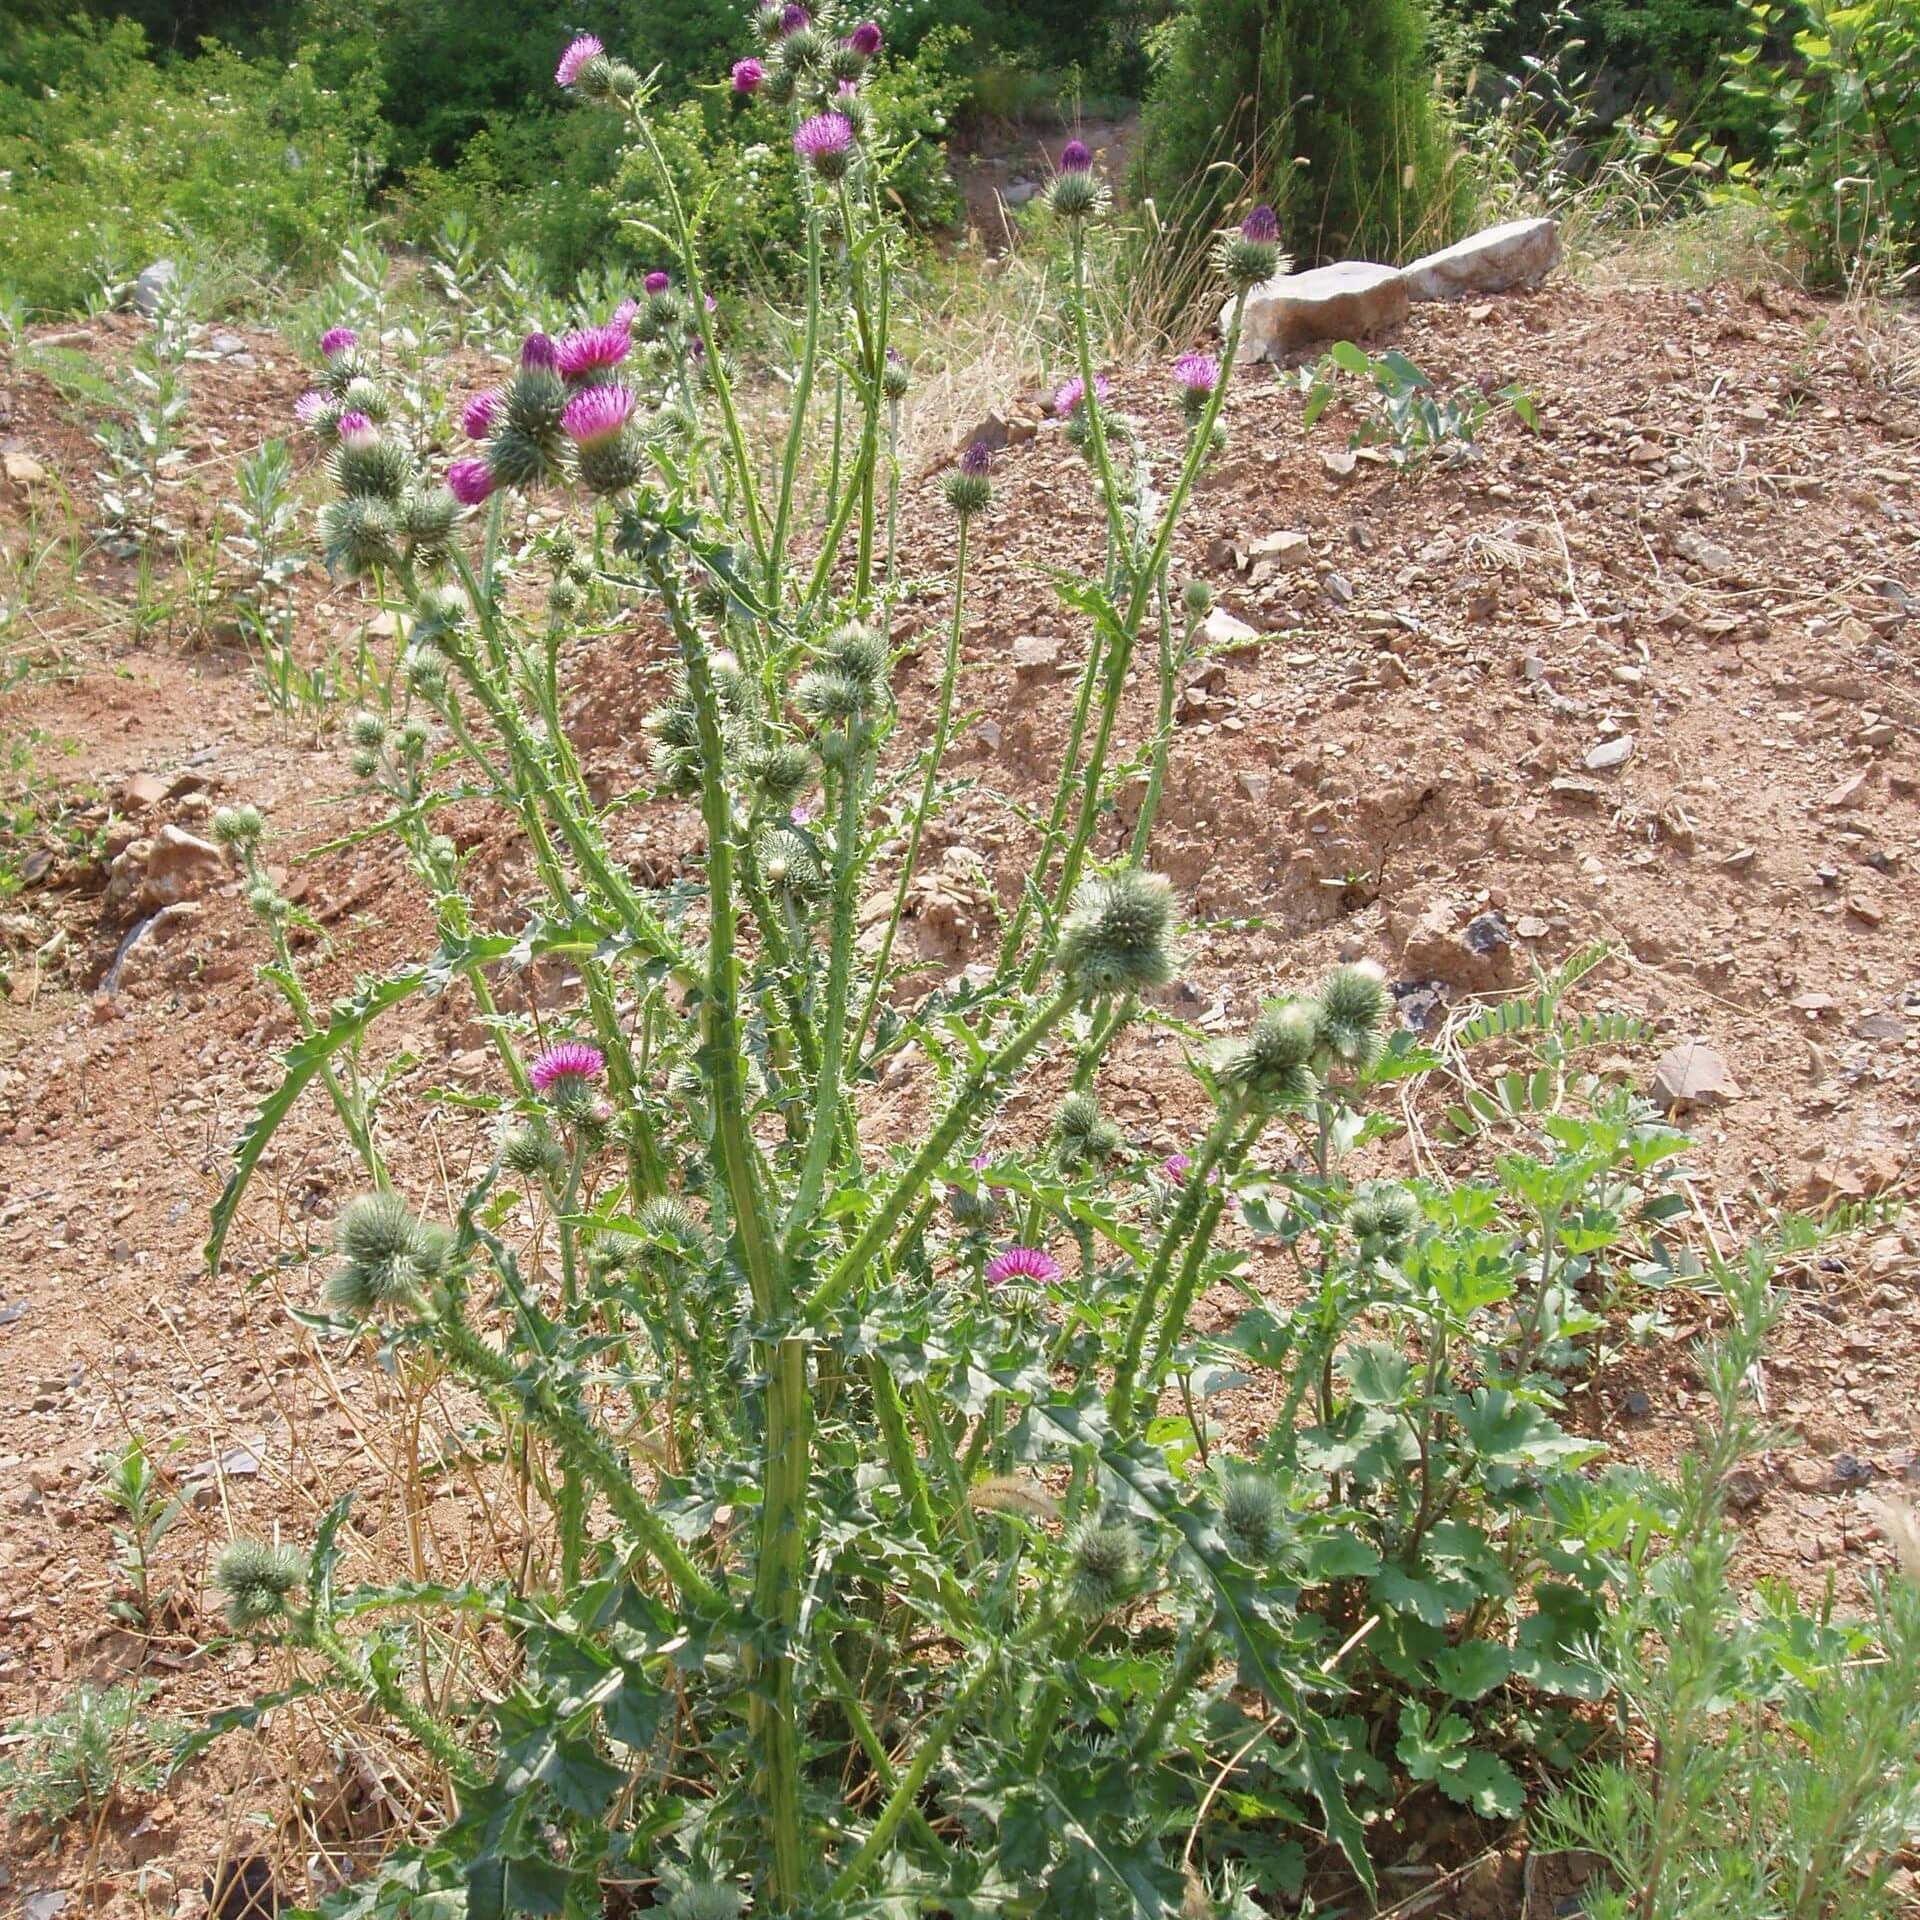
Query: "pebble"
1584 733 1635 771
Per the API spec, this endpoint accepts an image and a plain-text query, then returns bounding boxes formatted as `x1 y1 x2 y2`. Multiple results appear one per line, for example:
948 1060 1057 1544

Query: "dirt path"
1 278 1917 1909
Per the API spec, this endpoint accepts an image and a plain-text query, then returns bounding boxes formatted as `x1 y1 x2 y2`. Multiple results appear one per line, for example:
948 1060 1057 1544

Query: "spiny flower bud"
1213 999 1317 1108
402 485 459 561
1049 145 1103 220
759 826 826 902
349 710 387 750
245 879 287 920
1221 204 1288 294
501 1121 568 1184
1317 959 1390 1068
332 431 410 504
663 1883 743 1920
211 804 265 850
1182 579 1213 618
793 667 870 728
822 621 888 691
349 748 379 780
1054 1090 1123 1174
942 440 994 518
1066 1517 1142 1614
881 348 911 402
320 495 398 578
328 1192 451 1318
1218 1470 1287 1562
1348 1179 1420 1258
636 1195 712 1265
749 739 814 809
214 1538 306 1630
404 645 447 697
1056 869 1178 1000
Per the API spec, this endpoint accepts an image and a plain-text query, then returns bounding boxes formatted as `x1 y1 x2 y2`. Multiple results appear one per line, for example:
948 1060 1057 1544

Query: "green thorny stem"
768 189 826 605
1003 284 1253 985
646 562 809 1906
850 508 970 1064
1107 1099 1250 1435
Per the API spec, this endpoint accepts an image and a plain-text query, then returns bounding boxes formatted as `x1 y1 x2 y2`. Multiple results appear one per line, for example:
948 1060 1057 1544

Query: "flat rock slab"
1650 1040 1742 1113
1403 218 1561 302
1231 262 1409 363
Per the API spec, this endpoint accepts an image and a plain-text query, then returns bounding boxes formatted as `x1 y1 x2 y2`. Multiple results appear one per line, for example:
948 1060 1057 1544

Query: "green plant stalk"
1131 1616 1217 1760
769 196 825 604
433 1307 724 1614
803 984 1078 1323
554 1138 588 1588
1129 587 1191 865
308 1617 476 1790
851 510 970 1064
815 1642 947 1855
1108 1102 1245 1433
825 1653 997 1901
1143 1110 1266 1397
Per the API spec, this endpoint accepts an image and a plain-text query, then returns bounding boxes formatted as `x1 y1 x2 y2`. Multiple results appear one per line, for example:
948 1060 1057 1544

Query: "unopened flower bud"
1057 869 1178 999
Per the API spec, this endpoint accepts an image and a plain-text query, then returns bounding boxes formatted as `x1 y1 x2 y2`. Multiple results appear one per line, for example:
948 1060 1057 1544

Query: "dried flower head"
985 1245 1063 1289
793 111 855 178
555 33 605 88
214 1538 306 1630
1057 869 1178 999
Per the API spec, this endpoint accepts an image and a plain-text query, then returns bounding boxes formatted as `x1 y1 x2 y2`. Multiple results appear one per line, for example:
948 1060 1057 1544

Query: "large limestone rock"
1230 262 1409 364
1402 218 1561 302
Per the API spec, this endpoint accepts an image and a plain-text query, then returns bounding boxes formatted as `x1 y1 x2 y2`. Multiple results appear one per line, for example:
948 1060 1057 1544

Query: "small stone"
1650 1040 1741 1113
1232 261 1410 363
1724 1470 1764 1512
1514 915 1549 939
1200 608 1260 649
1831 1452 1874 1489
1585 734 1636 771
1245 530 1312 569
1846 889 1886 928
119 772 169 812
1622 1390 1653 1419
133 258 177 316
3 452 49 492
1401 218 1561 301
1236 771 1271 805
1010 634 1064 678
135 826 229 913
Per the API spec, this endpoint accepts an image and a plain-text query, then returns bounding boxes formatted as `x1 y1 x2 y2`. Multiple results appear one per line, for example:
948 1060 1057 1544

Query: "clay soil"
1 278 1917 1914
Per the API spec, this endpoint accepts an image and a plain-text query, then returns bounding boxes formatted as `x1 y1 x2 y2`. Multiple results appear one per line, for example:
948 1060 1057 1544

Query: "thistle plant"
199 27 1762 1915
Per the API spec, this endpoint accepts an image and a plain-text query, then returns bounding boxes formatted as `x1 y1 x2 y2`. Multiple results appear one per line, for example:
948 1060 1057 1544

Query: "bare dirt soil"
1 277 1917 1914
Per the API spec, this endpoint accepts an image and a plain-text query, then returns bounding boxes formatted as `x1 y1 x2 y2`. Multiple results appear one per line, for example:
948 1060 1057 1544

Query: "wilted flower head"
555 32 605 87
732 56 766 93
846 19 882 55
1057 869 1178 999
644 269 671 295
521 330 560 371
1061 139 1093 172
529 1040 606 1095
561 383 637 444
557 323 632 381
1054 373 1109 416
461 390 500 439
294 389 331 428
942 439 994 517
446 458 496 507
794 111 855 177
985 1245 1063 1289
319 326 357 360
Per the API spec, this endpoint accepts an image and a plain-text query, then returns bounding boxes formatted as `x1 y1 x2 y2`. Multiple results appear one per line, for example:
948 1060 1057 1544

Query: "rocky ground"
0 275 1917 1914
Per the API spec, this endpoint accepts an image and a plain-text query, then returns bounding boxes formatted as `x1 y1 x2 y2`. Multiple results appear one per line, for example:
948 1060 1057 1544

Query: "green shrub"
1135 0 1461 263
0 19 379 315
0 1682 183 1839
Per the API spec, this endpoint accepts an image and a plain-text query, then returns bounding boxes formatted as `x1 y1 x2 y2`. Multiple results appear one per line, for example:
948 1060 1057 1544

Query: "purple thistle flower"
522 331 560 371
732 56 766 94
1054 373 1109 416
789 800 815 826
985 1245 1063 1289
1161 1152 1193 1183
561 383 637 445
1242 204 1280 243
446 458 496 507
793 111 854 167
294 389 330 427
960 440 993 476
461 391 499 440
704 291 718 313
555 33 605 88
837 77 860 95
529 1040 606 1094
1060 139 1093 172
969 1151 992 1173
688 335 707 361
847 19 882 55
779 4 809 30
612 297 640 330
556 324 632 380
1174 351 1219 395
644 270 671 295
319 326 357 361
336 410 374 440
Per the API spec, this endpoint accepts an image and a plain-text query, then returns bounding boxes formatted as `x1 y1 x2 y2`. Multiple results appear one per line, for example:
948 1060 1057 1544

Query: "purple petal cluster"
1054 373 1110 415
294 389 330 427
732 56 766 94
1173 351 1219 395
319 326 357 360
779 4 810 30
529 1041 607 1093
561 384 637 444
447 458 496 506
461 391 499 440
985 1245 1063 1288
847 20 882 55
522 331 560 371
1242 204 1280 243
555 33 605 88
556 324 632 379
336 410 374 439
959 440 993 477
644 270 671 295
793 111 854 165
1060 139 1092 172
